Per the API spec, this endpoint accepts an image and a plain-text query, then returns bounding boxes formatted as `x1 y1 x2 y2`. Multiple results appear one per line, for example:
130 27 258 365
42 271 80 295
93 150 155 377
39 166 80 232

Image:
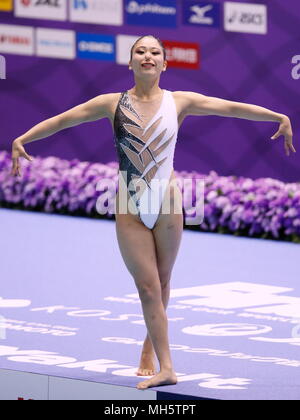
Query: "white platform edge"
0 368 157 400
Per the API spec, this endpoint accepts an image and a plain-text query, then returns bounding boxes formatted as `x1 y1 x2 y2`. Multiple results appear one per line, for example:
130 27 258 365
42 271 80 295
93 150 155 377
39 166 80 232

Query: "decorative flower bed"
1 150 300 243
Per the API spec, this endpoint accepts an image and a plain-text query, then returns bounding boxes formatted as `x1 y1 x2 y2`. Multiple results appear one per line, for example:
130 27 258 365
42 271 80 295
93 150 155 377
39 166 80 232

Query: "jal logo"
21 0 60 5
0 54 6 79
16 0 67 20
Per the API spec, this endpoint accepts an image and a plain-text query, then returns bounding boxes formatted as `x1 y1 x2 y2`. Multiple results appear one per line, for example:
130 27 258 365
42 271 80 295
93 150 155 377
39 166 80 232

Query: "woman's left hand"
271 115 296 156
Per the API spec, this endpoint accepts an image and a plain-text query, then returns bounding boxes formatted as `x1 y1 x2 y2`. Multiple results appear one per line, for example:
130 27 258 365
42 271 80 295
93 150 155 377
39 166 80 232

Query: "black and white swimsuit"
113 89 178 229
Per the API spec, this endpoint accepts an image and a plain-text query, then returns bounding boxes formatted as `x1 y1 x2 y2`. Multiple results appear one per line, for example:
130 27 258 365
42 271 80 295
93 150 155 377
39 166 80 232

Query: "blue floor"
0 208 300 400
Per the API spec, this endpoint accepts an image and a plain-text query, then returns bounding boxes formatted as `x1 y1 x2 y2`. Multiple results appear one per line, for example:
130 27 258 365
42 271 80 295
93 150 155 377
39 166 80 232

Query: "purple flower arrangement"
1 150 299 243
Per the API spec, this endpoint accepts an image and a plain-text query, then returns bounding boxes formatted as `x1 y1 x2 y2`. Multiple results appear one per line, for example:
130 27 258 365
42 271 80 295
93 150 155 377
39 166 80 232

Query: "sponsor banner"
125 0 177 28
163 39 200 70
36 28 76 60
77 33 115 62
224 1 267 35
0 24 34 55
70 0 123 26
183 1 221 28
116 34 140 65
0 0 13 12
14 0 67 21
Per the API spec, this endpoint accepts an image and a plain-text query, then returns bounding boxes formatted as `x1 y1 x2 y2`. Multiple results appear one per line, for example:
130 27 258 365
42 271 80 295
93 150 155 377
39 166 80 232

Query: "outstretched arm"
182 91 296 156
11 93 114 176
14 93 113 146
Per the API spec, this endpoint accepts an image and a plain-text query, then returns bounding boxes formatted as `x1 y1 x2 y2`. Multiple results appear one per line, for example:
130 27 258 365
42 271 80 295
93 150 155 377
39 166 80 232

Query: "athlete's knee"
134 275 162 303
158 270 172 289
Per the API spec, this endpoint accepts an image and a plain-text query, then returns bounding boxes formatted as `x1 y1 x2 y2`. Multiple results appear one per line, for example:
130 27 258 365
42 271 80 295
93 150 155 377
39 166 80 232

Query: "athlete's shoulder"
169 90 191 100
91 92 122 114
170 90 207 103
170 90 196 104
93 92 122 103
170 90 200 97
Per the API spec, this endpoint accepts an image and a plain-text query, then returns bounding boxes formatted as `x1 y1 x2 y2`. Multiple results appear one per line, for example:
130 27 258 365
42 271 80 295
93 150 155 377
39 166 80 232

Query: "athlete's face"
129 37 167 77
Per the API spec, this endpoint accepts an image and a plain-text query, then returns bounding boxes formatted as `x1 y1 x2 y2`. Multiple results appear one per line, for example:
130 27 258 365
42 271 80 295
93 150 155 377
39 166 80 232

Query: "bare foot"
136 351 157 376
137 369 177 390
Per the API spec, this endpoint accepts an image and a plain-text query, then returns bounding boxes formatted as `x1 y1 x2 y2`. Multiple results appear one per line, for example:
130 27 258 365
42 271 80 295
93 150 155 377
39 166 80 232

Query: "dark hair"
130 35 167 61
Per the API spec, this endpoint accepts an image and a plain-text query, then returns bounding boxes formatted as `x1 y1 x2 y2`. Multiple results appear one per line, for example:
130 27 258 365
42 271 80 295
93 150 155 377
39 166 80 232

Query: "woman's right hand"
11 139 34 177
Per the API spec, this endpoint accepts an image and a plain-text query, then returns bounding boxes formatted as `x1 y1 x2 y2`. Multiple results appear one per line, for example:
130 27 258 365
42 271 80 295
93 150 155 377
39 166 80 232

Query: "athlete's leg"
115 210 177 388
138 208 183 374
135 175 184 389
